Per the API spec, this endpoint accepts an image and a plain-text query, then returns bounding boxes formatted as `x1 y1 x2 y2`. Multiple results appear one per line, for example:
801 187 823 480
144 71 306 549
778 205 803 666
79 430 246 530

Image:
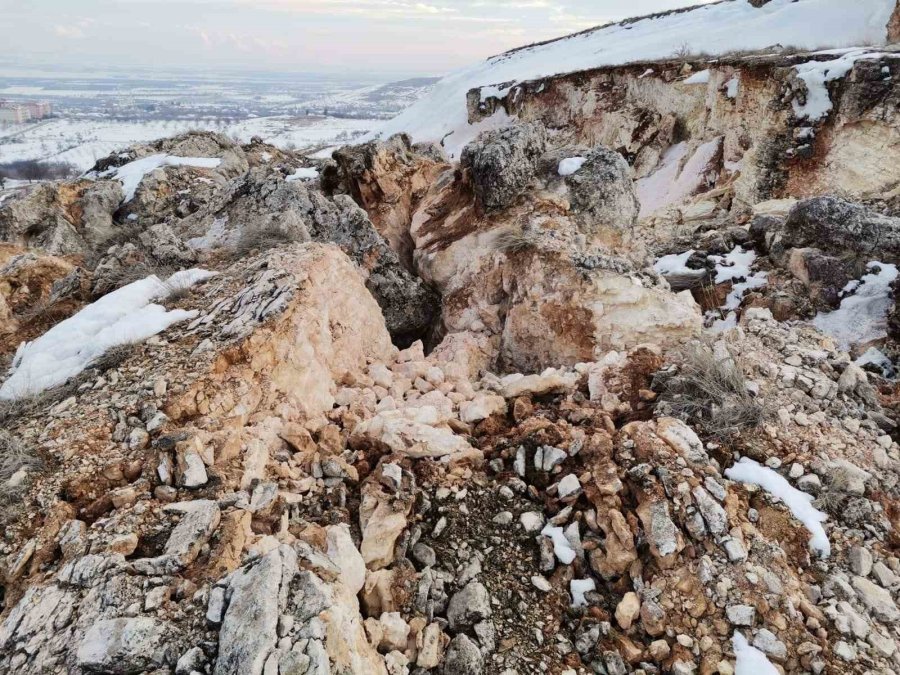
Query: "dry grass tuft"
492 226 538 254
814 464 856 515
232 224 304 259
658 341 765 438
0 429 41 517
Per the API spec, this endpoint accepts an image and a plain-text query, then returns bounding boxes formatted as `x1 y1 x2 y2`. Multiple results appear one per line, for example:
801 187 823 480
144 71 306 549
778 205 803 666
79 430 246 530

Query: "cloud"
53 18 95 39
54 25 86 39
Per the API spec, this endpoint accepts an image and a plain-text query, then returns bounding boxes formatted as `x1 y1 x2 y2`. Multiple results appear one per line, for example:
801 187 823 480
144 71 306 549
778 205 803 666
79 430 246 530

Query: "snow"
709 247 768 310
0 269 216 401
725 76 740 99
793 50 885 121
636 138 720 218
732 632 780 675
684 69 710 84
706 246 768 331
653 250 696 276
187 216 233 251
102 154 222 202
541 524 576 564
286 167 319 181
557 157 586 177
370 0 895 155
813 261 898 350
570 578 596 608
725 457 830 557
856 346 895 378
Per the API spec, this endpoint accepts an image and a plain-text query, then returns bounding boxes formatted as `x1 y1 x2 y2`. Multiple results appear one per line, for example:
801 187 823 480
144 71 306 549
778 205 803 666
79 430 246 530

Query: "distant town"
0 100 52 124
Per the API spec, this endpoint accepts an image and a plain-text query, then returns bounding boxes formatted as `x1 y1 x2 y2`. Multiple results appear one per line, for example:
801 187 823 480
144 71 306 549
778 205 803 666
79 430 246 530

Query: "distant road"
0 119 53 141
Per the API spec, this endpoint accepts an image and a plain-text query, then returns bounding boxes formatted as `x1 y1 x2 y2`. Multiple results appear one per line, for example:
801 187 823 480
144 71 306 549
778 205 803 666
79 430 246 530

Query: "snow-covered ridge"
0 269 216 401
100 154 223 202
370 0 896 157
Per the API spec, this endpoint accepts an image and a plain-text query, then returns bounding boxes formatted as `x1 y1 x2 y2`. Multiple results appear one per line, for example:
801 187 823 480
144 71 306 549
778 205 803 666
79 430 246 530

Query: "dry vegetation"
492 226 539 254
658 340 765 438
0 429 41 521
232 223 307 258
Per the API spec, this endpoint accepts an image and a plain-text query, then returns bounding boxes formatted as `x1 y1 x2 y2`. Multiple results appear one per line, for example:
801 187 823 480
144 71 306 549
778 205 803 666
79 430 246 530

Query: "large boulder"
561 146 640 235
76 618 174 673
460 123 546 213
779 197 900 260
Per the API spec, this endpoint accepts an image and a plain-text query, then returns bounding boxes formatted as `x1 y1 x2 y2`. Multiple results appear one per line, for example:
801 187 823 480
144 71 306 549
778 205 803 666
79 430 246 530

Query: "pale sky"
0 0 716 77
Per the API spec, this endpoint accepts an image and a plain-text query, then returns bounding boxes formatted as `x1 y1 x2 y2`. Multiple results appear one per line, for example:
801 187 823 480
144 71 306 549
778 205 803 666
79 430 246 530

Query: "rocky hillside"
1 3 900 675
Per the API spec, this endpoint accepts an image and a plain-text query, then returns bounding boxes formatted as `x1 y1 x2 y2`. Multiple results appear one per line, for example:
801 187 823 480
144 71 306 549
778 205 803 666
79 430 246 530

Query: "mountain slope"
372 0 896 157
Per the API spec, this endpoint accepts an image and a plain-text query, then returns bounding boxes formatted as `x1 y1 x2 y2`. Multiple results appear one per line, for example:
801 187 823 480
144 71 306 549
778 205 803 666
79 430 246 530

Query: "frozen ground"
0 116 376 171
0 70 436 170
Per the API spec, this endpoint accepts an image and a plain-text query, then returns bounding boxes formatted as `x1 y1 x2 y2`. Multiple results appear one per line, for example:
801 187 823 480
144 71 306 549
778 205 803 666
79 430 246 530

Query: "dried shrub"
492 226 538 254
232 224 304 258
658 341 765 438
814 464 856 515
0 429 41 517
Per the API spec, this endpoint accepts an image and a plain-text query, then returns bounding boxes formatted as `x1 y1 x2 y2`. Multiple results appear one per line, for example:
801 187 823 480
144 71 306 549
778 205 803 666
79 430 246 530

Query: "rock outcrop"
2 26 900 675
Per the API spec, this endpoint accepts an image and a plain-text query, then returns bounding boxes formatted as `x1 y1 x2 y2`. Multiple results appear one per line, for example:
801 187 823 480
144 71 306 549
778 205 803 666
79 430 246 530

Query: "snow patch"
725 457 830 557
813 261 898 350
705 246 768 331
636 138 720 218
557 157 586 176
653 250 696 277
732 632 780 675
570 578 596 608
0 269 216 401
793 50 884 121
684 69 710 84
541 524 576 564
103 154 222 202
725 75 740 99
286 167 319 181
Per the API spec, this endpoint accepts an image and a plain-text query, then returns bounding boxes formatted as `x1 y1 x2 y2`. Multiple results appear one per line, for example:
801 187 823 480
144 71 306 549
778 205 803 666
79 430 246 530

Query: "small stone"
849 546 873 577
726 604 756 626
648 639 671 661
833 640 857 661
519 512 544 532
723 538 747 562
615 592 640 630
447 581 492 631
531 576 551 592
492 511 513 525
752 628 786 659
557 474 582 499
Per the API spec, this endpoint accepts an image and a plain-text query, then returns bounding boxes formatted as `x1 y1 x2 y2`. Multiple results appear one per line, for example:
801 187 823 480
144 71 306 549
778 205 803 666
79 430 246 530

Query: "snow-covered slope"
372 0 896 158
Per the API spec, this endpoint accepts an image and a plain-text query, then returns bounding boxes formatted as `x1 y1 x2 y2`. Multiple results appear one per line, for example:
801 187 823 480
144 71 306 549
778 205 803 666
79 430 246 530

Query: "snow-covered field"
373 0 896 156
0 116 375 171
